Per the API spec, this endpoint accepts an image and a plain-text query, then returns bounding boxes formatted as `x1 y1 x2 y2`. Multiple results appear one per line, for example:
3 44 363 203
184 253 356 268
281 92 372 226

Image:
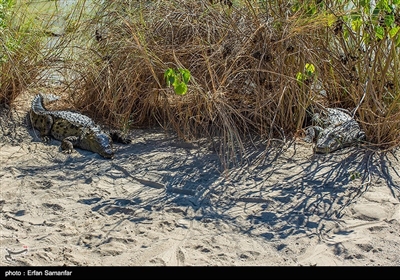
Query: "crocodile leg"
109 130 131 144
41 115 54 143
60 136 79 154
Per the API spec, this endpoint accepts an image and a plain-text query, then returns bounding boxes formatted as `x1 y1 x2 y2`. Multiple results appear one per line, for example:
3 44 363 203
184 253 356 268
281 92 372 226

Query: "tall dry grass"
68 0 337 164
0 0 96 107
318 0 400 149
2 0 400 165
0 0 42 106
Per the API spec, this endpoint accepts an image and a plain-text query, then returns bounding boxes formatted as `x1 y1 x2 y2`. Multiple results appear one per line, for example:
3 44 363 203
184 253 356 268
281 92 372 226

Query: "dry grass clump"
70 0 335 163
313 1 400 150
70 0 400 159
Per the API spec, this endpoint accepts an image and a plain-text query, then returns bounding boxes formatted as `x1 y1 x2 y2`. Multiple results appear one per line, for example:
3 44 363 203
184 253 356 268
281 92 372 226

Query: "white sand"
1 95 400 266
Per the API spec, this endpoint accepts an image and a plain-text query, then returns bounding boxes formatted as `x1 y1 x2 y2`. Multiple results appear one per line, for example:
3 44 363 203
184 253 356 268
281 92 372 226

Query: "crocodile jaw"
81 132 114 159
315 135 347 153
95 133 114 159
98 147 114 159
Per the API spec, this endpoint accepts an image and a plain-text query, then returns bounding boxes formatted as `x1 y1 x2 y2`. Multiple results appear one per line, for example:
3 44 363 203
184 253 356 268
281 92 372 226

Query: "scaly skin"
30 94 129 158
304 107 366 153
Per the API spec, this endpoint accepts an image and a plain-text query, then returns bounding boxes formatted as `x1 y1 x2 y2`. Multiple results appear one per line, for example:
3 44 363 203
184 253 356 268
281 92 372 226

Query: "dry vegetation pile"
1 0 400 162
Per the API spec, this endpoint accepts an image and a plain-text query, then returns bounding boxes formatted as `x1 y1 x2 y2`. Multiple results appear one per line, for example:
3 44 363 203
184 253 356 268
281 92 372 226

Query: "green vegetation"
1 0 400 165
164 68 191 95
0 0 92 106
296 63 316 85
0 0 41 105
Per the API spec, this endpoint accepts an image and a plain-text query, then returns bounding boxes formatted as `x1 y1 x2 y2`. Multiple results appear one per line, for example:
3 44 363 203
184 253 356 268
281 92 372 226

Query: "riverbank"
1 94 400 266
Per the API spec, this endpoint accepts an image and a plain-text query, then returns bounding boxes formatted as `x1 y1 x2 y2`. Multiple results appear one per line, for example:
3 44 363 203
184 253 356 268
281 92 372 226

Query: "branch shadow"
5 127 400 248
188 142 382 241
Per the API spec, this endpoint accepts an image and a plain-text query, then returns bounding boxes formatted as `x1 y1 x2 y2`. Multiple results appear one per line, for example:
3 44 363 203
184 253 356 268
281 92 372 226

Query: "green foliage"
0 0 15 61
0 0 14 28
291 0 325 15
349 171 361 181
296 63 316 85
291 0 400 147
164 68 191 95
0 0 16 64
343 0 400 45
0 0 64 106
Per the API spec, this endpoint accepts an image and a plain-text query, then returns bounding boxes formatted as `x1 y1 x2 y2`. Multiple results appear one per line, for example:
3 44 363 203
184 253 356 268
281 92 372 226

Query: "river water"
18 0 98 35
18 0 99 85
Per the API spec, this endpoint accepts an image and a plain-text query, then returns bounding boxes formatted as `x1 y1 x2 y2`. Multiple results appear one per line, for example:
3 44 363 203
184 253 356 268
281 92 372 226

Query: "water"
16 0 99 85
18 0 97 34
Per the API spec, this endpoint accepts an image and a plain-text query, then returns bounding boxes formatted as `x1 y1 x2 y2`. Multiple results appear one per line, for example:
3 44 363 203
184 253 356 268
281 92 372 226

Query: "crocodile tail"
31 93 61 114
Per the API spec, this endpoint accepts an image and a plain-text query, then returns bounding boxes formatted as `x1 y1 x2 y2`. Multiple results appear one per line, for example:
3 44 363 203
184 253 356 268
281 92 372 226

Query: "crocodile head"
315 120 365 154
81 131 114 159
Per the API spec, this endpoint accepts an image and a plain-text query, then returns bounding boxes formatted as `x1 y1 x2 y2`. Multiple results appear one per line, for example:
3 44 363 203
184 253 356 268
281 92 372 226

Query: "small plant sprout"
296 63 316 85
164 68 191 95
349 170 361 181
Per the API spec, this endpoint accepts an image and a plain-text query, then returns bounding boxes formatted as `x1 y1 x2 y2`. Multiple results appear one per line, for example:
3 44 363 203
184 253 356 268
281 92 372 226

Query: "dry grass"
0 0 83 107
2 0 400 165
67 0 332 164
0 1 42 106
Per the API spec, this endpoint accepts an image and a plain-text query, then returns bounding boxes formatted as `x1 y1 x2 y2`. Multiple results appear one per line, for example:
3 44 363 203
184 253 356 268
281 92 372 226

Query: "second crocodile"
30 93 130 159
304 107 366 153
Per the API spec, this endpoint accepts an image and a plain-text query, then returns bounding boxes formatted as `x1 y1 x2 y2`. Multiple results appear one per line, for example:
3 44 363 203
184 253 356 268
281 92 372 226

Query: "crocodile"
304 107 366 153
29 93 130 159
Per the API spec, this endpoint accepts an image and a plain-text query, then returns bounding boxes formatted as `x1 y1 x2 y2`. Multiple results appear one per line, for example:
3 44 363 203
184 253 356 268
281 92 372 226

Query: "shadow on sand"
5 125 399 245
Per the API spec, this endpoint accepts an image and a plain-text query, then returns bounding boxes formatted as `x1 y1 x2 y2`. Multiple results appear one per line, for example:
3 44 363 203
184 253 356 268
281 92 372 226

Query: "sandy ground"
1 95 400 266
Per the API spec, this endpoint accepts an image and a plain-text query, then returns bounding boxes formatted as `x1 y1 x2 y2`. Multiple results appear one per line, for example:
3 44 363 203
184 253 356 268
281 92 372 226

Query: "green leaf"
375 25 385 40
376 0 390 12
179 69 191 84
305 63 315 76
174 82 188 95
168 76 175 87
359 0 370 8
371 6 380 15
343 28 350 40
164 68 176 87
351 18 362 32
165 67 191 94
296 72 304 82
389 25 400 38
395 32 400 47
384 14 395 27
164 68 174 78
327 14 336 27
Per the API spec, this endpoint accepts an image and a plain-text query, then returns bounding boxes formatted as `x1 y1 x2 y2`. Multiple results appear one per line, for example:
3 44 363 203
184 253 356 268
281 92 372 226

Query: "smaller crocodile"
30 93 130 158
304 107 366 153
